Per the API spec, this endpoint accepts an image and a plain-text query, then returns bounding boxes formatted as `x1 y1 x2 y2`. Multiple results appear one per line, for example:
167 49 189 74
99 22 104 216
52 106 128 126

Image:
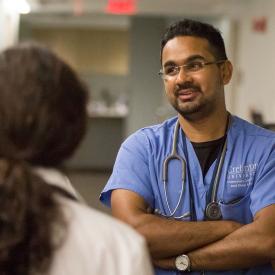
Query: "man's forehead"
162 36 214 64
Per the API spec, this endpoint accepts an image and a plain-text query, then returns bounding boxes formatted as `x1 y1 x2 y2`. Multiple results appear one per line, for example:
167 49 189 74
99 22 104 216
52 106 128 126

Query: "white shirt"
50 198 154 275
35 168 154 275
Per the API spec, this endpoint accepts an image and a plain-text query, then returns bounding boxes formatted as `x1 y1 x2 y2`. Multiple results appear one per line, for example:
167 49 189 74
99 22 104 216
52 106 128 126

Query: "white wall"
219 18 238 114
233 0 275 123
127 16 166 135
0 0 20 50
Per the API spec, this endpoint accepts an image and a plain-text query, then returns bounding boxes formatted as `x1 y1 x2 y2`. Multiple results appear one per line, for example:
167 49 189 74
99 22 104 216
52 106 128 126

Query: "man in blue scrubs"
100 19 275 274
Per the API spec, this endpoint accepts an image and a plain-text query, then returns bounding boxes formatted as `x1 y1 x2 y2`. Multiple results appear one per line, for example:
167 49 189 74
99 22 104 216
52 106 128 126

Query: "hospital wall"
127 17 166 135
231 0 275 123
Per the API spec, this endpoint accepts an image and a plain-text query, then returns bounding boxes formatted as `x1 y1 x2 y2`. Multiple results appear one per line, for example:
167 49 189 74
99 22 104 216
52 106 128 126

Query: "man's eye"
186 61 204 71
165 66 178 75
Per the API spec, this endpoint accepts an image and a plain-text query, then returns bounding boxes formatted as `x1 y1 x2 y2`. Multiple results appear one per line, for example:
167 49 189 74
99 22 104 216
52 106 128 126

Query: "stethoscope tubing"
162 120 186 218
210 138 227 202
161 116 230 221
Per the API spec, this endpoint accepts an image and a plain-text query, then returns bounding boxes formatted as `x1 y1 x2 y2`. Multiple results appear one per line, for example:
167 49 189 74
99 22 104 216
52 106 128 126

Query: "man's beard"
172 98 207 120
168 82 203 120
169 93 215 121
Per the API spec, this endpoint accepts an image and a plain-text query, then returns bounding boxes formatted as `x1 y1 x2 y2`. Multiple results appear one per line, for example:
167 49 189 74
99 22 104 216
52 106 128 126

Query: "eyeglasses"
159 59 226 80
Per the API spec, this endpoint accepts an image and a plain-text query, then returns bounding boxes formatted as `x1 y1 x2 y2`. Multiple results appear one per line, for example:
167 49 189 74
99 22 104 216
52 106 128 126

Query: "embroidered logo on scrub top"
227 163 257 188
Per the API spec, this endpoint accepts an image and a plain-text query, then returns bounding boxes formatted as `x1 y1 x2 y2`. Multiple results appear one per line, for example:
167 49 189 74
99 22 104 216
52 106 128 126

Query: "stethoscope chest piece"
205 201 222 221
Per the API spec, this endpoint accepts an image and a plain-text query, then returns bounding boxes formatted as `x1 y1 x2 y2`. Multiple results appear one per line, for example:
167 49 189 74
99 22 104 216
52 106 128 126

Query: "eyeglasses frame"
158 59 227 80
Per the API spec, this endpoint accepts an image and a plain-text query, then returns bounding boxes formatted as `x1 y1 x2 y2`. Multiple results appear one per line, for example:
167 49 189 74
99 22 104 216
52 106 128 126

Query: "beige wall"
32 27 129 75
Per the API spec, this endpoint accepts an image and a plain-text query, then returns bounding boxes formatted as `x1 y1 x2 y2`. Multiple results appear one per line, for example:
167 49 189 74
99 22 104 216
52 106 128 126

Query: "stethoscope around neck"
157 118 229 221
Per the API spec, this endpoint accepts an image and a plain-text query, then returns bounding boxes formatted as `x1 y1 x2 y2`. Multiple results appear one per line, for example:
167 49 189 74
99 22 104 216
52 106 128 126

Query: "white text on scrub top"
227 163 257 188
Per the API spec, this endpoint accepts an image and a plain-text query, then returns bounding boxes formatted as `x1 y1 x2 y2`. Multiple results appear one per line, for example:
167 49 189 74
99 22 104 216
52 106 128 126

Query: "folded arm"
154 204 275 271
111 189 242 259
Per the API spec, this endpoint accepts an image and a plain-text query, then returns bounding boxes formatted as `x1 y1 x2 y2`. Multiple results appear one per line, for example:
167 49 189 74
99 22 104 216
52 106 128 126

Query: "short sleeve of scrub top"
250 144 275 216
100 130 155 208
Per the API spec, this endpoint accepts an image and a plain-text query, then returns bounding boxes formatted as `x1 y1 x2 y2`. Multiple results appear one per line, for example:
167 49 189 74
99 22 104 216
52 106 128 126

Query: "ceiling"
28 0 254 17
23 0 256 29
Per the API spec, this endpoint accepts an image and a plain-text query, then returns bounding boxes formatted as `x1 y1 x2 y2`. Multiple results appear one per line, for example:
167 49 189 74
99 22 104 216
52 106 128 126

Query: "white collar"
33 167 85 203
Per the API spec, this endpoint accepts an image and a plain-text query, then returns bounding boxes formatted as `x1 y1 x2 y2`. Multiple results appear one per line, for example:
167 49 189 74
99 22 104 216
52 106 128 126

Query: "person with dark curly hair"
0 43 154 275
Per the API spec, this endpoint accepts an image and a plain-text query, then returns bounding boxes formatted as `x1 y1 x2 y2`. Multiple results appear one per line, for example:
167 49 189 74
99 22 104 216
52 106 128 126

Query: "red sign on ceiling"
106 0 137 15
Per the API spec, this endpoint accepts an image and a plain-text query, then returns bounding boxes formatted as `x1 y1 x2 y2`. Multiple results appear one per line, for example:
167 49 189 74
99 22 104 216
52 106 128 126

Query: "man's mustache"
175 83 201 94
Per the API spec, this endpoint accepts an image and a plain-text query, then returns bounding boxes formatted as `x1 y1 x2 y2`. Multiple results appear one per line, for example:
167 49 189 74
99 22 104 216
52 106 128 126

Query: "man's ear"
221 60 233 85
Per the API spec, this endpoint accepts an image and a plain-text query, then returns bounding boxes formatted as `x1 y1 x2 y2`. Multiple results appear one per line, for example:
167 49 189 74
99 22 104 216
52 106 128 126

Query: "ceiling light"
3 0 31 14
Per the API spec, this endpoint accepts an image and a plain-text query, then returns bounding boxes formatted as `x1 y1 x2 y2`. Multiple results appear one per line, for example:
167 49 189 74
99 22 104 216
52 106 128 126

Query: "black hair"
0 43 87 166
0 159 66 274
160 19 228 63
0 43 88 274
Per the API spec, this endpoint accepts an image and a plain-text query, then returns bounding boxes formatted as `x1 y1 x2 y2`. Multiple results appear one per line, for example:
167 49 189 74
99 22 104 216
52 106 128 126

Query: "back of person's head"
0 43 88 274
160 19 228 63
0 43 87 166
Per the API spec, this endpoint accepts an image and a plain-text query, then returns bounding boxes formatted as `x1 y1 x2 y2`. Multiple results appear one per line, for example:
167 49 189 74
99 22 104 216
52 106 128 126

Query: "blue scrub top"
100 116 275 275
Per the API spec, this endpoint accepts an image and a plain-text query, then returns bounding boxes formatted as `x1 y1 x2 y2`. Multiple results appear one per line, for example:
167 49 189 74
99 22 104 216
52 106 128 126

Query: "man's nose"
175 67 191 84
